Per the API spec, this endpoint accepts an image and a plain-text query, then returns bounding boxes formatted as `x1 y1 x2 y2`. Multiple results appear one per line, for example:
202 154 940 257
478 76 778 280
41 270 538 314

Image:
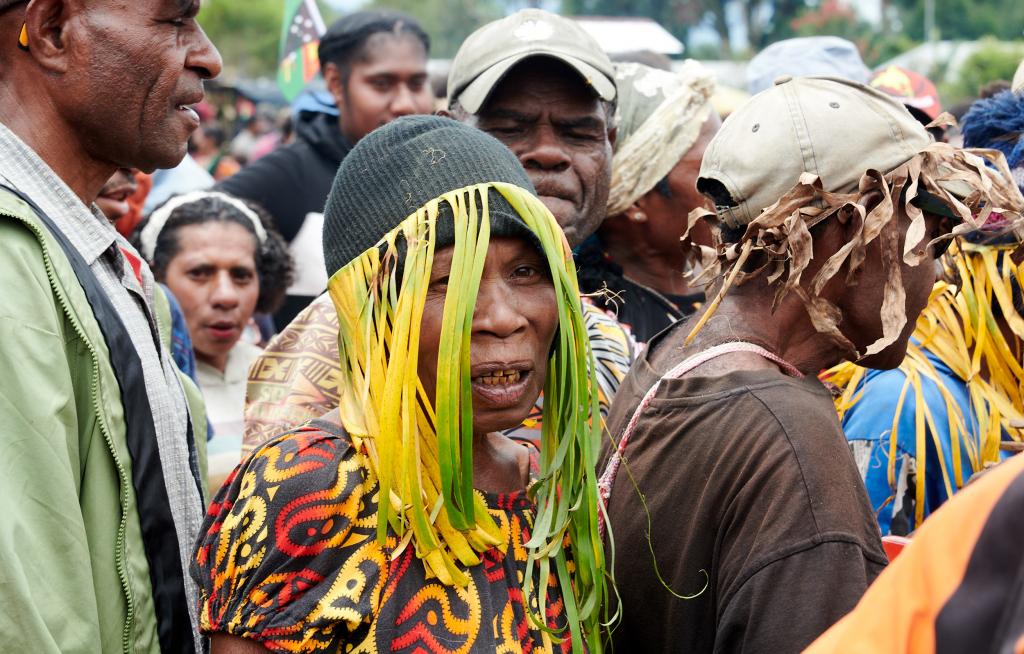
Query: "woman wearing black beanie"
193 116 612 653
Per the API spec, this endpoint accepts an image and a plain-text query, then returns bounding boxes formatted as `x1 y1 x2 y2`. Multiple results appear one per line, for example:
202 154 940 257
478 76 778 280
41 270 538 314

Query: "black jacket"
216 112 352 326
576 235 703 343
216 111 351 243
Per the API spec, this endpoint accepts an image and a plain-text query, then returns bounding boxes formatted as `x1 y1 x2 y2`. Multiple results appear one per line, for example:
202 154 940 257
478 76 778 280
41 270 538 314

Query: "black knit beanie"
323 115 538 277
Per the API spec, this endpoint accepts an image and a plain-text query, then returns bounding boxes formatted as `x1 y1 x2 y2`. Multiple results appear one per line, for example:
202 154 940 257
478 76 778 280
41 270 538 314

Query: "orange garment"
805 453 1024 653
113 171 152 238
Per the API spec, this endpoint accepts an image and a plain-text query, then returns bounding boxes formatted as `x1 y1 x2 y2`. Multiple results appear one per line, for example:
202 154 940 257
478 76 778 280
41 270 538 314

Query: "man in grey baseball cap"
598 75 1023 653
446 8 616 247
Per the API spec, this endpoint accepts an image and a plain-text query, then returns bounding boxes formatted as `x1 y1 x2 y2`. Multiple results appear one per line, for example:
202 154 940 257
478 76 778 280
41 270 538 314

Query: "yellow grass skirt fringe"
824 243 1024 529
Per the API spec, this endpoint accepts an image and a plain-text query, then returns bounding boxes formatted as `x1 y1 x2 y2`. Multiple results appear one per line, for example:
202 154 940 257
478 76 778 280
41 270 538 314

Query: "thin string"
598 341 803 537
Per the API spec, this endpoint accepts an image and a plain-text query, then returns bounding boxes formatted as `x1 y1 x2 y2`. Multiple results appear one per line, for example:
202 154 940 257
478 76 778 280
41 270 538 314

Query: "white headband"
139 190 268 261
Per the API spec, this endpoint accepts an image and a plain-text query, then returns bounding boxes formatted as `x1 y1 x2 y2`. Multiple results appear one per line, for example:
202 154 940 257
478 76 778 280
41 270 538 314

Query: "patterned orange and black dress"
192 419 575 653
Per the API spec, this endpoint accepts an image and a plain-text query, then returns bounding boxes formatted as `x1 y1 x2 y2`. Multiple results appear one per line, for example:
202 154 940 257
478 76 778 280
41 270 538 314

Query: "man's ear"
24 0 72 74
322 62 345 107
607 125 617 149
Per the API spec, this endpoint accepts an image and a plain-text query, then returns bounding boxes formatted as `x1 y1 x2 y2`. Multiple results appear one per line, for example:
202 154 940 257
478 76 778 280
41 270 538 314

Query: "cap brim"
912 188 964 221
454 52 616 114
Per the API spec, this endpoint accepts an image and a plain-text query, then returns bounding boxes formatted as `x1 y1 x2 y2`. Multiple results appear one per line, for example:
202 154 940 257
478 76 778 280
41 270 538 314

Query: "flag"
277 0 327 102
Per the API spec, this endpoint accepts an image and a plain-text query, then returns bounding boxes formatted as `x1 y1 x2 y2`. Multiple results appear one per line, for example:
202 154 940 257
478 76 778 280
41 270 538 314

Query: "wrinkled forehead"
71 0 198 19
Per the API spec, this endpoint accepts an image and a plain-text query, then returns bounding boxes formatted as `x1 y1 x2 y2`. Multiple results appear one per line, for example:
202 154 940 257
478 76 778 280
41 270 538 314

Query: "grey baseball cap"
698 75 932 228
447 8 616 114
746 36 870 95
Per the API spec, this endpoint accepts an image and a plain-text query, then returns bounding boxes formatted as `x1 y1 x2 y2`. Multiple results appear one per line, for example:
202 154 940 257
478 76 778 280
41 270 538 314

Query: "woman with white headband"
134 192 293 490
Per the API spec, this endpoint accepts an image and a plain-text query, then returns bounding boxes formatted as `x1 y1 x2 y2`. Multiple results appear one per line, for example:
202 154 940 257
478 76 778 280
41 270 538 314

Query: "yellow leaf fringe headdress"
681 140 1024 355
326 180 609 651
824 237 1024 529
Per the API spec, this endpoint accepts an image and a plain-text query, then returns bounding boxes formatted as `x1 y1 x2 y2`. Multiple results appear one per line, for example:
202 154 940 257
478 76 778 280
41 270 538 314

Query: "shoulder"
243 294 341 448
743 378 885 550
214 141 312 212
194 421 386 647
581 299 637 370
852 367 916 411
218 141 310 189
841 367 916 444
738 377 871 494
223 421 361 496
0 213 48 274
0 216 66 331
843 358 965 443
200 420 375 566
663 374 883 552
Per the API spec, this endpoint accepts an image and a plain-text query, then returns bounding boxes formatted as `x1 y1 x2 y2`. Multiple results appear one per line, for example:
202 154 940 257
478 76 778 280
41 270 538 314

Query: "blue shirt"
842 347 979 535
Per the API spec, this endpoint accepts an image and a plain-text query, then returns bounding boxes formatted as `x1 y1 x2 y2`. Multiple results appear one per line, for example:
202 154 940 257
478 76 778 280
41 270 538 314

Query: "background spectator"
135 192 292 491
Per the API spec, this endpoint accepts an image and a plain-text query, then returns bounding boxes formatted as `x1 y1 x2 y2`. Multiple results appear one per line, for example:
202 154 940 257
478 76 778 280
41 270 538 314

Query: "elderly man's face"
58 0 221 173
467 59 614 247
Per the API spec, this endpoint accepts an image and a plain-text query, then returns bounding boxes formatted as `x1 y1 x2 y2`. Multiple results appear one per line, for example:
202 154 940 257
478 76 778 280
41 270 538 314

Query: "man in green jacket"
0 1 221 652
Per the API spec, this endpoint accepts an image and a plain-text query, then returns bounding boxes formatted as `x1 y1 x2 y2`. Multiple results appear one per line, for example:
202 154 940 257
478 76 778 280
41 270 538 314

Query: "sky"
323 0 364 10
317 0 883 53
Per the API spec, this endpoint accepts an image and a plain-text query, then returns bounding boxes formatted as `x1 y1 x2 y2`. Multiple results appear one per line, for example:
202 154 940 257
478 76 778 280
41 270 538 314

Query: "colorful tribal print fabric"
193 420 576 653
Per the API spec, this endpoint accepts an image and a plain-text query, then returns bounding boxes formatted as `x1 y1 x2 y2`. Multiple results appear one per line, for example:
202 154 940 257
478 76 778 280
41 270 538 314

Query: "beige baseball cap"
447 8 616 114
698 75 933 227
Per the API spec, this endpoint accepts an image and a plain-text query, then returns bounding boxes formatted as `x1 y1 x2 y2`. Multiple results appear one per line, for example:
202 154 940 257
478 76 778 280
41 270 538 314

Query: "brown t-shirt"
600 324 887 653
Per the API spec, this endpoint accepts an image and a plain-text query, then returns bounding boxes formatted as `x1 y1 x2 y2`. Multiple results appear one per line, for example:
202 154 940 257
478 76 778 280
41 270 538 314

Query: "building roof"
572 16 685 56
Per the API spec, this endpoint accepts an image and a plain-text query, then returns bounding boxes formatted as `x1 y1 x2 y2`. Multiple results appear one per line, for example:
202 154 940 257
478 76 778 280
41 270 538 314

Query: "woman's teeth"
474 370 522 386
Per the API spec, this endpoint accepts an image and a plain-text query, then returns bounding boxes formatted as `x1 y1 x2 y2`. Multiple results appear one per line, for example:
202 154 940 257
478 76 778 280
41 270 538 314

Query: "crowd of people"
2 1 1024 653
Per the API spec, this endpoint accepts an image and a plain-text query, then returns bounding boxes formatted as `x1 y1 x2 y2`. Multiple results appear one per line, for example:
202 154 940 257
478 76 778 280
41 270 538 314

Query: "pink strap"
598 342 802 538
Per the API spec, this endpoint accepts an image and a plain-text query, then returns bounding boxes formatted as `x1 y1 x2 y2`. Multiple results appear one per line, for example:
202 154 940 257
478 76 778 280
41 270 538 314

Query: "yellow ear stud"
17 23 28 51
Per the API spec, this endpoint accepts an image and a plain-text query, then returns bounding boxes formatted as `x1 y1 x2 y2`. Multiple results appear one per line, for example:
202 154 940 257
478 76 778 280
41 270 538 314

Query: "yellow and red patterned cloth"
193 419 576 653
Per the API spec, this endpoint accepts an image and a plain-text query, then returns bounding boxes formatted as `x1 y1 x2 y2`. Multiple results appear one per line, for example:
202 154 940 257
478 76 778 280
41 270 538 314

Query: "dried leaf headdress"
682 139 1024 357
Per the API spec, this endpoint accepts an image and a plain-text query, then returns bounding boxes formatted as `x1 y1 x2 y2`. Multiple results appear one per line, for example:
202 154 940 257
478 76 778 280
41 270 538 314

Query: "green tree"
892 0 1024 41
943 37 1024 102
790 0 915 67
198 0 286 78
367 0 505 58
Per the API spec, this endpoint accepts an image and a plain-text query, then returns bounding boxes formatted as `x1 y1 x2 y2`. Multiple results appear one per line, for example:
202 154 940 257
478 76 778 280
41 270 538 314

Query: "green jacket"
0 188 206 653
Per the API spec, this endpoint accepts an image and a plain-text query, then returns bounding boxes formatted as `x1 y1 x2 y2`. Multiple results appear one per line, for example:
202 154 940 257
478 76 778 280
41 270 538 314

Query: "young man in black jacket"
217 10 434 327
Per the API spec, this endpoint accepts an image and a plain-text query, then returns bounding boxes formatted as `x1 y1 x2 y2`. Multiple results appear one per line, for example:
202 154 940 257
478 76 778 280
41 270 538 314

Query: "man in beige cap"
597 76 1023 653
446 8 617 247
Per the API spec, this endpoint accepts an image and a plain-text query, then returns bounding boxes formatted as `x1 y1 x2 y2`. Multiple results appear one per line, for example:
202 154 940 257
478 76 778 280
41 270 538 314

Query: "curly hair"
134 193 294 314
